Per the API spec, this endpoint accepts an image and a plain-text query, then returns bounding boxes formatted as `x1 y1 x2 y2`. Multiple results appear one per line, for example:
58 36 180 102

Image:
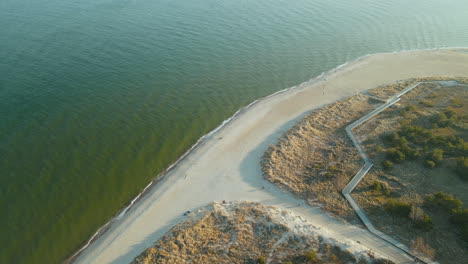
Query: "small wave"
69 47 467 262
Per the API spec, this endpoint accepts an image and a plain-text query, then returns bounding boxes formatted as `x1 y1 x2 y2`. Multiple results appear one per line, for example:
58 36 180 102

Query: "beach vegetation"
385 199 411 217
451 98 464 107
374 145 384 153
420 99 434 107
257 256 266 264
386 149 405 163
455 157 468 180
381 160 393 170
372 180 391 196
450 208 468 243
411 237 435 260
409 206 433 231
424 160 436 168
425 192 463 211
424 192 468 243
304 249 318 262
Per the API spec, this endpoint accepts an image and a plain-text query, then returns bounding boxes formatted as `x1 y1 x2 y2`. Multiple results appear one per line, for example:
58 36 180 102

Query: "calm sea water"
1 0 467 262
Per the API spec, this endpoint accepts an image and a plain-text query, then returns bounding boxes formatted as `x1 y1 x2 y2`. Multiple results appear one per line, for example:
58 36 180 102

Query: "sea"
1 0 467 262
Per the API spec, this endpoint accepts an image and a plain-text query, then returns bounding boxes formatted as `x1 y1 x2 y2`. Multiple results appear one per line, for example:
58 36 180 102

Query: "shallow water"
1 0 467 263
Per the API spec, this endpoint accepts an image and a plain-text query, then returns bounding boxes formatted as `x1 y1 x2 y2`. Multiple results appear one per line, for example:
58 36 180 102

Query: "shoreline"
70 48 468 264
66 46 369 263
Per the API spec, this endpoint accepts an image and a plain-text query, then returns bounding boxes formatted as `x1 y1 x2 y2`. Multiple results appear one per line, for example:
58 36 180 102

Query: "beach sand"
72 49 468 264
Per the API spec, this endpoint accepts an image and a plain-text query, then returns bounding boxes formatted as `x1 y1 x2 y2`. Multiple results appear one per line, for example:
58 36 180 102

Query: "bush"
385 199 412 217
400 145 420 160
372 181 390 195
436 110 458 127
451 208 468 243
381 160 393 170
424 160 436 168
455 157 468 181
304 250 317 262
386 149 406 163
451 98 464 107
428 148 444 162
451 208 468 226
373 181 382 192
257 256 266 264
420 99 434 107
405 104 417 112
414 214 433 231
375 145 384 152
445 109 456 119
373 260 396 264
425 192 463 211
436 112 448 127
400 125 432 143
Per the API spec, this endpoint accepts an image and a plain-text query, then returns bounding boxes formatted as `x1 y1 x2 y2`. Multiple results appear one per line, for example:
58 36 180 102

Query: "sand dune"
73 49 468 264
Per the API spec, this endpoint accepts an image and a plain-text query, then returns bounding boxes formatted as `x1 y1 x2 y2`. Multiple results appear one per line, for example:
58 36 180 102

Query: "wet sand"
73 49 468 264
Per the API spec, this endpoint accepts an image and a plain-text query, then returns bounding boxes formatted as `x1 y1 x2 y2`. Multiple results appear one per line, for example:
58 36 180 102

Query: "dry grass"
261 94 382 222
261 77 467 263
411 237 435 260
132 202 392 264
353 81 468 263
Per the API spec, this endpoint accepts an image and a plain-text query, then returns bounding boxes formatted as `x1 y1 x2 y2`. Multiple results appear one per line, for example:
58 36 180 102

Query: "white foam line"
67 58 355 261
70 222 111 259
68 47 467 261
117 181 154 219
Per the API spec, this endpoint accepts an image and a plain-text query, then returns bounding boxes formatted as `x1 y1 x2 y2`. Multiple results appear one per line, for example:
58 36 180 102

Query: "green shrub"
414 214 433 231
382 160 393 170
455 157 468 181
428 148 444 162
425 192 463 211
257 256 266 264
375 145 384 153
424 160 436 168
400 125 432 143
451 208 468 226
373 180 382 192
436 110 458 127
385 199 412 217
420 100 434 107
386 149 406 163
304 250 317 262
451 98 464 107
372 181 390 195
445 109 457 119
405 104 417 112
400 145 420 160
451 208 468 243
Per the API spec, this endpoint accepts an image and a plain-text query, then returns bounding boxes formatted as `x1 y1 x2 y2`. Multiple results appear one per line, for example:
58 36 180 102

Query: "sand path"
74 49 468 264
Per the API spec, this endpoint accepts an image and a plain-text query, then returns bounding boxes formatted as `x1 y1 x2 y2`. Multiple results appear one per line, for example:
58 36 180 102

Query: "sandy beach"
72 49 468 264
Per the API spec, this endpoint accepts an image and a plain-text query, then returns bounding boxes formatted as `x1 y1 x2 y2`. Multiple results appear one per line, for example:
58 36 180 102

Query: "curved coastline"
66 51 370 262
69 48 468 263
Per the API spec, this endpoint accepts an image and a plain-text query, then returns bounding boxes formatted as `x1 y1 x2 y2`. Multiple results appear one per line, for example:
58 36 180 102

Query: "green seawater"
1 0 467 262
